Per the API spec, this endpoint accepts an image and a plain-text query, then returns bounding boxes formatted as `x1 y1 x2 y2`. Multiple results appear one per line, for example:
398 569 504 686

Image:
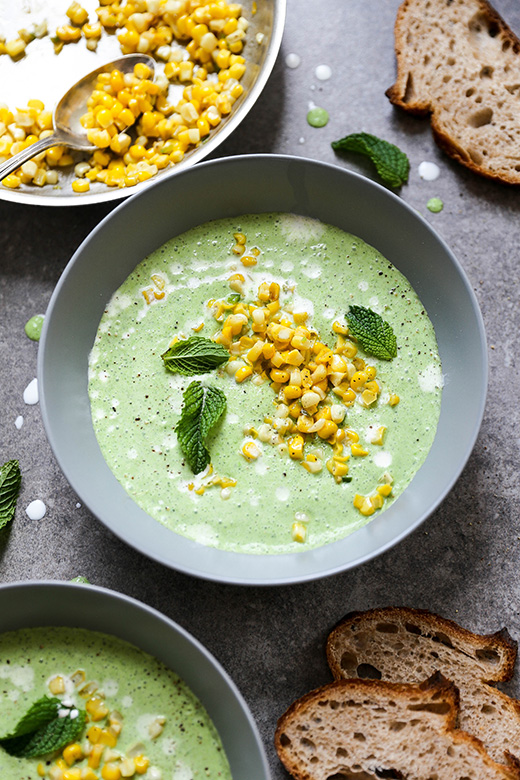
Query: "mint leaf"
0 697 86 758
345 305 397 360
331 132 410 188
175 381 227 474
0 460 22 530
162 337 229 376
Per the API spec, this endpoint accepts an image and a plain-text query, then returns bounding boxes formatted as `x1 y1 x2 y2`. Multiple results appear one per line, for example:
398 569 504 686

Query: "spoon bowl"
0 54 155 182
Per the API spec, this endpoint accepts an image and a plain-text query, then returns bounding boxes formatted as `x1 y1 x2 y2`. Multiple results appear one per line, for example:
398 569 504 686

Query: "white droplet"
298 137 305 144
418 161 440 181
276 486 290 502
285 52 300 69
15 415 24 429
373 451 392 468
23 378 38 405
25 500 46 520
315 64 332 81
75 502 81 508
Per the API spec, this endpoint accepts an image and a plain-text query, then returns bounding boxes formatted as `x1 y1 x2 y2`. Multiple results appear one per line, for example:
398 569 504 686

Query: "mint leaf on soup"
0 697 86 758
0 460 22 530
175 381 227 474
345 305 397 360
162 336 229 376
331 132 410 188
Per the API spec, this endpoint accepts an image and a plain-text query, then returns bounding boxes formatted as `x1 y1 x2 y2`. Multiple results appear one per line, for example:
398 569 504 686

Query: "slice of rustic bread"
326 607 520 767
275 674 520 780
386 0 520 183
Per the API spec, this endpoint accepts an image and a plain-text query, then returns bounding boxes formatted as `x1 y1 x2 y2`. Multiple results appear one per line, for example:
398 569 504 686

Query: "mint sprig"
345 305 397 360
0 460 22 530
162 336 229 376
0 697 86 758
331 132 410 188
175 381 227 474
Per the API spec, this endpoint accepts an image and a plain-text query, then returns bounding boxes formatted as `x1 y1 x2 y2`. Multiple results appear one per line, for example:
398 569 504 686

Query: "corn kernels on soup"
88 213 442 553
0 627 230 780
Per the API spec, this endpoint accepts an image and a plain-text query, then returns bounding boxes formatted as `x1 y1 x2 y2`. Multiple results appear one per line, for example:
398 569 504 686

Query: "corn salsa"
88 213 443 554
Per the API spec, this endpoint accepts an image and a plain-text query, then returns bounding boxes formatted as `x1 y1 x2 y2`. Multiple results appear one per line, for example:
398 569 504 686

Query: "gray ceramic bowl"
0 580 269 779
39 155 487 585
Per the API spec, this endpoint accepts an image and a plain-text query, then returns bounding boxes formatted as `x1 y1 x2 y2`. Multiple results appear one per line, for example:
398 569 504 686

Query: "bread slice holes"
353 732 366 742
475 646 501 663
278 732 291 747
330 700 340 710
481 704 496 714
375 622 399 634
433 631 454 648
447 57 456 66
468 107 493 128
403 72 415 104
340 650 359 673
408 701 451 715
337 746 349 756
300 737 316 752
466 88 475 97
389 721 407 732
357 663 382 680
447 746 455 757
480 66 494 78
405 623 422 635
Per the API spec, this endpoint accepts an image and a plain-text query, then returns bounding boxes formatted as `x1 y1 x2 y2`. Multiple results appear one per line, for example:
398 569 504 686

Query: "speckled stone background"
1 1 520 777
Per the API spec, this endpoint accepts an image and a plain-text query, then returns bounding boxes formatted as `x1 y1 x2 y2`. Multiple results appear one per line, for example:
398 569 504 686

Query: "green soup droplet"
307 107 329 128
25 314 45 341
427 197 443 213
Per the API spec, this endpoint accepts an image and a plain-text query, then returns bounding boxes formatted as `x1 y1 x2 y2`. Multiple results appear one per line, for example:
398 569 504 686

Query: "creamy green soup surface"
88 213 442 554
0 627 230 780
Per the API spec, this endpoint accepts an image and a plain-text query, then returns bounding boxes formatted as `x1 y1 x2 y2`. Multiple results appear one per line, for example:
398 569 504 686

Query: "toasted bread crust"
326 607 520 767
387 0 520 184
275 674 520 780
327 606 518 682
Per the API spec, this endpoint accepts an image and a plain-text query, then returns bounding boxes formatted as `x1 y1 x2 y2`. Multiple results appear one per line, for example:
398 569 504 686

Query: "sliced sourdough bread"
275 674 520 780
386 0 520 183
326 607 520 767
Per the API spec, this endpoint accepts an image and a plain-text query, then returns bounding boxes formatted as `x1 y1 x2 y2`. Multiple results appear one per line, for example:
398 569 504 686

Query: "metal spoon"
0 53 155 182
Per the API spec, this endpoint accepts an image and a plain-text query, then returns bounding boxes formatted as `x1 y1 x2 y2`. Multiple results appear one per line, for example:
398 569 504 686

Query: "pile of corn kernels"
0 0 251 193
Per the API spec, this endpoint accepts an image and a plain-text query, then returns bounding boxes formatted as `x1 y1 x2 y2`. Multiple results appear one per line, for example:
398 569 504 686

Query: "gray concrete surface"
1 1 520 776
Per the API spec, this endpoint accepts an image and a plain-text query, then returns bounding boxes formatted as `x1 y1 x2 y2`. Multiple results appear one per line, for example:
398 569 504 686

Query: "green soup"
0 627 230 780
88 213 442 554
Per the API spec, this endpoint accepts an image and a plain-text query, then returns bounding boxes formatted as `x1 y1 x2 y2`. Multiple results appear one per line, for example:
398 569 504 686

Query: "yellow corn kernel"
377 483 393 497
87 725 102 744
365 380 380 395
63 768 82 780
344 428 359 443
314 406 331 421
361 389 377 407
365 365 377 380
351 443 368 457
235 365 252 383
240 255 257 267
101 765 121 780
81 769 99 780
88 743 104 768
371 426 386 446
284 384 302 401
291 521 307 543
350 370 367 391
317 420 338 440
388 393 400 406
63 743 83 766
49 675 66 694
296 414 314 434
269 368 289 384
2 174 21 188
86 697 109 721
358 497 375 516
332 320 349 335
288 401 301 419
37 764 46 777
6 38 27 58
288 435 304 460
370 493 384 510
98 728 117 748
133 756 150 774
83 22 102 38
242 441 261 460
72 178 90 193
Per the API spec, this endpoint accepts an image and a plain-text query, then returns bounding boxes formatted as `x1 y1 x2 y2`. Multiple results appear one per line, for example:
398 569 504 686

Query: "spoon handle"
0 135 63 182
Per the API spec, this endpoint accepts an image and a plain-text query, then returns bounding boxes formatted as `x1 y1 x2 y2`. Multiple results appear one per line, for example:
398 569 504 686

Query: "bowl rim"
0 579 271 779
38 153 488 585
